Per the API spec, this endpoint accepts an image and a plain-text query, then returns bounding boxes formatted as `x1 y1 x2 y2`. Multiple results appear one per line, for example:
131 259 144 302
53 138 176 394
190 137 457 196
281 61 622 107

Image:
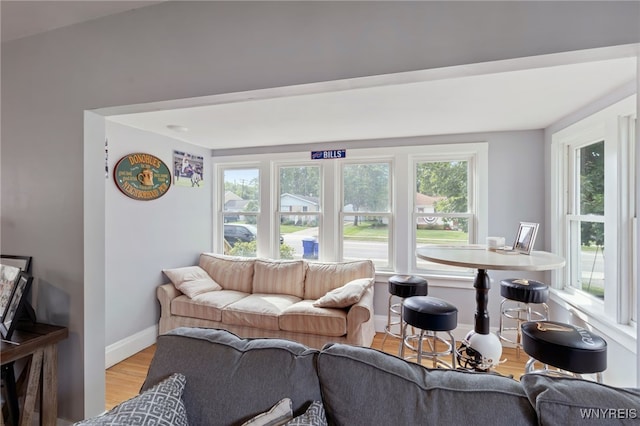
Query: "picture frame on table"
513 222 539 255
0 272 34 340
0 255 32 273
0 264 22 318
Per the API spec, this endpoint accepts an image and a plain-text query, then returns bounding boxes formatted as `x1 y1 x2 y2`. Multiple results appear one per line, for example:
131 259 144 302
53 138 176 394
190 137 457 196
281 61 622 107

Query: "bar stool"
497 278 549 356
381 275 429 355
521 321 607 382
401 296 458 369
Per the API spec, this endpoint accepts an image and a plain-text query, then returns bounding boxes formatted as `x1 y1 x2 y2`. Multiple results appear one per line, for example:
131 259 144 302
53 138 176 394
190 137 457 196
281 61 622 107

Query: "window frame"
550 95 636 333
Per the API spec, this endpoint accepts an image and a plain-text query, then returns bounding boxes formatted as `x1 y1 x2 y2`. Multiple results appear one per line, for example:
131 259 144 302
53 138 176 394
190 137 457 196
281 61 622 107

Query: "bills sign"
311 149 346 160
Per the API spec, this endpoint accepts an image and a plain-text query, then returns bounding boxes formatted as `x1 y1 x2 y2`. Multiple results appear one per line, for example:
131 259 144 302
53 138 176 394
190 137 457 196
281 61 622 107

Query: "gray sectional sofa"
83 327 640 426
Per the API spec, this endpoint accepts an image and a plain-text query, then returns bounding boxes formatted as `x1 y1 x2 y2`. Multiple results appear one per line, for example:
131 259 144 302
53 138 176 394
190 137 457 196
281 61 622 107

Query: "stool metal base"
401 324 456 369
381 294 408 356
525 357 603 383
497 299 548 357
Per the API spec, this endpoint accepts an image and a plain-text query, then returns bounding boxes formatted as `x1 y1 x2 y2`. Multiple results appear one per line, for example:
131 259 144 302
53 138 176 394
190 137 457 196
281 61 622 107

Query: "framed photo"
0 264 22 317
0 255 32 273
0 272 33 340
513 222 539 255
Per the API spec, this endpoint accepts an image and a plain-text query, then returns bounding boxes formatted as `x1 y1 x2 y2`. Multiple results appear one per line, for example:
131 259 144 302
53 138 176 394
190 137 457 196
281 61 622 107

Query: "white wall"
2 1 639 421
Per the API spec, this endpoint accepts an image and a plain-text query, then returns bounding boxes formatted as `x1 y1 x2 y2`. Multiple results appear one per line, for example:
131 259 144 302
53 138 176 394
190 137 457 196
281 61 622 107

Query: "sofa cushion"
76 373 188 426
162 265 222 298
223 294 302 330
199 253 255 293
279 301 347 337
312 278 374 308
304 260 374 300
521 373 640 425
253 259 306 298
142 328 322 426
171 290 249 322
317 343 537 425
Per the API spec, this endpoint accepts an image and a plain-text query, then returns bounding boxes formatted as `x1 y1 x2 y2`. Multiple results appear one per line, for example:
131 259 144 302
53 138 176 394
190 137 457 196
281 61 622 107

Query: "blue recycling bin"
302 238 318 259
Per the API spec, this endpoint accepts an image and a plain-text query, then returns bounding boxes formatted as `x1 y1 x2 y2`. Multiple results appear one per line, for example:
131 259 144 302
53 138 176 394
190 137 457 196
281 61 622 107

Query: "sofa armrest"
157 283 181 318
346 286 374 335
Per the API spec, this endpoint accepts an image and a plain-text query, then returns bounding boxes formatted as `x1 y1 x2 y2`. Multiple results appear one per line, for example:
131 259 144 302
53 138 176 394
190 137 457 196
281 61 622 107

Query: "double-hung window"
552 95 636 325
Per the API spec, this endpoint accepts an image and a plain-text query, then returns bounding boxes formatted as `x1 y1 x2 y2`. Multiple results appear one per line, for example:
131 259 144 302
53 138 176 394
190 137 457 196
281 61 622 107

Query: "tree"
279 166 320 197
343 163 389 225
416 161 468 231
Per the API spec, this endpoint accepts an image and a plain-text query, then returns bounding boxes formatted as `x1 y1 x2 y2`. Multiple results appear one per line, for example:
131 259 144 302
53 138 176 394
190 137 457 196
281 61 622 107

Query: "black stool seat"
501 278 549 304
403 296 457 331
388 275 429 298
522 321 607 374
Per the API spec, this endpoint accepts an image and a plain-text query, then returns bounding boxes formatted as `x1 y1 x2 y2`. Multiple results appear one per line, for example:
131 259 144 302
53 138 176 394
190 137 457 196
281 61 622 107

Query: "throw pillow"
521 373 640 425
241 398 293 426
312 278 373 308
285 401 327 426
163 265 221 298
74 373 188 426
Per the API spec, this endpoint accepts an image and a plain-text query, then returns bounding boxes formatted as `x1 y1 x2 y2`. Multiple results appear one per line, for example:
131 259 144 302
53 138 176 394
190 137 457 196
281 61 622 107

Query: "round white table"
416 245 565 370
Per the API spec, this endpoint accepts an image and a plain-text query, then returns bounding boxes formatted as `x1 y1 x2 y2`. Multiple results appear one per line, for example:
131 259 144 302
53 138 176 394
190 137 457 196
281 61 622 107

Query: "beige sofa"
157 253 376 348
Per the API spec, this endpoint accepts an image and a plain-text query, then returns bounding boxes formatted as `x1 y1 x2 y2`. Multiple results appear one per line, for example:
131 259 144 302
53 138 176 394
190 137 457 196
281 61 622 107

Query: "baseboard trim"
105 325 158 369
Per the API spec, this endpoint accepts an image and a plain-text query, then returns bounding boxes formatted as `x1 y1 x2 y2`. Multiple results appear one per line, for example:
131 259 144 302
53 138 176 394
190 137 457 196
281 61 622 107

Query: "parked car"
224 224 257 244
224 223 284 245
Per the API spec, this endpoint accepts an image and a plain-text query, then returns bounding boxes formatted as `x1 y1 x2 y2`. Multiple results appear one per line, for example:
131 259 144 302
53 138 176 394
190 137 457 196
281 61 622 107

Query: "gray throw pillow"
521 373 640 425
75 373 188 426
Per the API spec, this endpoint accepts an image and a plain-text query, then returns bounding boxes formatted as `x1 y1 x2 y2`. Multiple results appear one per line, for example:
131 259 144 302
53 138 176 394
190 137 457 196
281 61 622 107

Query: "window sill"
549 288 636 353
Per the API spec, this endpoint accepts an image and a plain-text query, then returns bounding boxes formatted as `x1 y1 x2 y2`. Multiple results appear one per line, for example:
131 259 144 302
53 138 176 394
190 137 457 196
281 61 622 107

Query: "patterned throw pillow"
75 373 188 426
285 401 327 426
241 398 293 426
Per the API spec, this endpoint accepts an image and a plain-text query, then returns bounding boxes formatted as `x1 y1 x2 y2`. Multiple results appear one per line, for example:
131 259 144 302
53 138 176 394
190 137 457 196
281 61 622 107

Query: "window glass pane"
343 163 390 212
279 217 318 260
223 168 259 257
342 163 390 267
415 217 470 270
223 169 259 214
579 141 604 215
279 166 320 260
343 215 389 268
416 161 468 213
577 221 605 299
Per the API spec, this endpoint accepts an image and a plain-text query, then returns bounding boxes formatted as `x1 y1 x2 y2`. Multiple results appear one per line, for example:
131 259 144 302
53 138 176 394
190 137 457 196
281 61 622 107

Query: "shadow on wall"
35 279 71 326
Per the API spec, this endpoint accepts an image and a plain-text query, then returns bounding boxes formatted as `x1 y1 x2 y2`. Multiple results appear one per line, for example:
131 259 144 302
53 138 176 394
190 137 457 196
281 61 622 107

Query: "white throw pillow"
163 266 221 298
312 278 374 308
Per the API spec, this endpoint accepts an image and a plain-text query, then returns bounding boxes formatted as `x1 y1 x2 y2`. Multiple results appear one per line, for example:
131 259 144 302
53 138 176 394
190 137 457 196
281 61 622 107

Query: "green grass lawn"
270 222 470 243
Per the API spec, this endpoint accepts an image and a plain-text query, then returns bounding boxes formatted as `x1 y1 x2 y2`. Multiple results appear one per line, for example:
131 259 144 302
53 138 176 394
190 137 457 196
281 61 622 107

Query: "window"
552 96 636 325
213 142 487 274
341 162 391 268
414 159 474 273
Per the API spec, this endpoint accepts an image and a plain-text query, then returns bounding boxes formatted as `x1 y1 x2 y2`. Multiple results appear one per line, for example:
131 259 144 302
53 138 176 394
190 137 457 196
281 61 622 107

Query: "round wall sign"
114 153 171 200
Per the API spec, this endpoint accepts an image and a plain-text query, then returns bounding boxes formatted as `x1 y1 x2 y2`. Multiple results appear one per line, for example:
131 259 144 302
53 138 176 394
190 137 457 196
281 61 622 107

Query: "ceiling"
108 55 637 150
2 2 637 151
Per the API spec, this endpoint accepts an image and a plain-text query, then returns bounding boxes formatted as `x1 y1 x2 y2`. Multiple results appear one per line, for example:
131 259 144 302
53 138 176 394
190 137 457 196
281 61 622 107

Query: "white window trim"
550 95 636 348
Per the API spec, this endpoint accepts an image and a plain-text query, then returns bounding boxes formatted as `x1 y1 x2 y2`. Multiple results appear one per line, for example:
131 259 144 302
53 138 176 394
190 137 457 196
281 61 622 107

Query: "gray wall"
105 122 212 345
2 1 639 421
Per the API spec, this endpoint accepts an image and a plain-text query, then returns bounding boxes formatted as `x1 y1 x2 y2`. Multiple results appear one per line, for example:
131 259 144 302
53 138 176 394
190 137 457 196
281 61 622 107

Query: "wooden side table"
1 323 69 426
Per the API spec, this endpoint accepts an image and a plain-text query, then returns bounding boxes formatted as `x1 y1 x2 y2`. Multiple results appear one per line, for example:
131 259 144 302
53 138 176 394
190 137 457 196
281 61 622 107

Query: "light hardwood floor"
105 332 529 410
